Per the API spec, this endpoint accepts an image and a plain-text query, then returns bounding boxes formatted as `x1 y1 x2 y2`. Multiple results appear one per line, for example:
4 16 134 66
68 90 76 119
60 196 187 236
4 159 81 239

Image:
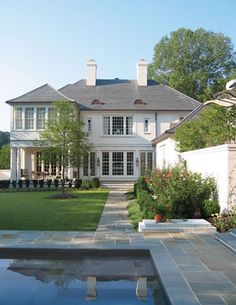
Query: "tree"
175 104 236 152
0 131 10 147
0 144 10 169
148 28 236 102
40 101 89 194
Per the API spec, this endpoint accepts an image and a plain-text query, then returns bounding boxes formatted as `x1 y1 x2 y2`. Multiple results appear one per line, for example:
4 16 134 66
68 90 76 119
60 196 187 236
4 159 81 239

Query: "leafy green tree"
0 131 10 147
0 144 10 169
175 104 236 152
40 101 89 193
148 28 236 102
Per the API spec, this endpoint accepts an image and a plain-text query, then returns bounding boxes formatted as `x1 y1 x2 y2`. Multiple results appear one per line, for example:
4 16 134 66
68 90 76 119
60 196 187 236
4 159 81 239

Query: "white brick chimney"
86 59 97 86
136 59 148 86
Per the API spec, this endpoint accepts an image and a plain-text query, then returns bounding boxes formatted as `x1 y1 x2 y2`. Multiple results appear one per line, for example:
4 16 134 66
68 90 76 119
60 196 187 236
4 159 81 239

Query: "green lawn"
0 190 108 231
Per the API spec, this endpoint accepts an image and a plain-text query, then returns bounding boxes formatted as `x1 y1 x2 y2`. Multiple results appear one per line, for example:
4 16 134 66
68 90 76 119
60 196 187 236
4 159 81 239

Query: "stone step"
102 182 134 191
138 219 216 234
230 229 236 237
215 232 236 254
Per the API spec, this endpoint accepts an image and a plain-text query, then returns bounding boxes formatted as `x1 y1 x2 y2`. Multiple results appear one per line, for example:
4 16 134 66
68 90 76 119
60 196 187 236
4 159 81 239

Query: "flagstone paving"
0 187 236 304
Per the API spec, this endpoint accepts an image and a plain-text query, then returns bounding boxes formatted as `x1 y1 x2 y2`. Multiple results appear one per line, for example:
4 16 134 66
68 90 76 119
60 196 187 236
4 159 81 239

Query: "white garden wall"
181 144 236 211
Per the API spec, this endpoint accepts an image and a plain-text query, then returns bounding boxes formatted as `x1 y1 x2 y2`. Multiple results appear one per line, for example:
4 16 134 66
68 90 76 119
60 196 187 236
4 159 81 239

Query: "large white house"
6 59 200 182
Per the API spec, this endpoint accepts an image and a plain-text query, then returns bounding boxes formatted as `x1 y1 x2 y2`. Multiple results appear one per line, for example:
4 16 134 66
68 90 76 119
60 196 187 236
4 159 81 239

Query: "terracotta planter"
154 214 166 222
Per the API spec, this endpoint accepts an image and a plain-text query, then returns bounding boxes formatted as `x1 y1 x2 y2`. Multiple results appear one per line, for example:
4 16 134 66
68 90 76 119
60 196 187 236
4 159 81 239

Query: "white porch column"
10 147 17 181
16 148 21 181
67 166 73 179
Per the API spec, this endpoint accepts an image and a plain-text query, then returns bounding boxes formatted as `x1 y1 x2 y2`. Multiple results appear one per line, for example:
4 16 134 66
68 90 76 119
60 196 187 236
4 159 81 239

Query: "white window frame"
103 116 133 136
25 107 34 130
144 118 150 134
87 118 92 133
36 107 46 130
15 107 23 130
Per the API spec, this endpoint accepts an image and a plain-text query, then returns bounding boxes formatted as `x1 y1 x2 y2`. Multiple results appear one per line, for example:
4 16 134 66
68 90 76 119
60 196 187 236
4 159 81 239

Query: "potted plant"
154 204 167 222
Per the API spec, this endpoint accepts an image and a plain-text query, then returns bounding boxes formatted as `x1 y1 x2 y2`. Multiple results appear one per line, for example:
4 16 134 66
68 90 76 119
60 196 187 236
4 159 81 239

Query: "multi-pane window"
112 152 124 175
103 116 133 135
103 117 110 135
102 152 109 175
36 108 46 129
112 117 124 135
126 117 133 135
36 152 42 173
83 152 95 176
25 108 34 129
15 108 23 129
90 152 95 176
144 118 150 133
140 151 153 176
127 152 134 175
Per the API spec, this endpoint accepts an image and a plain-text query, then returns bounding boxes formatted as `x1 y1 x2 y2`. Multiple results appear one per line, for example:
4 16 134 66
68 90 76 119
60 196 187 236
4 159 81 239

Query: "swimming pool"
0 249 168 305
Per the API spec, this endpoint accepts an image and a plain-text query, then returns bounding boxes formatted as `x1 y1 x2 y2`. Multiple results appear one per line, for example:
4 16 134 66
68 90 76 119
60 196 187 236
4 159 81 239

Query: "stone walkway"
0 188 236 304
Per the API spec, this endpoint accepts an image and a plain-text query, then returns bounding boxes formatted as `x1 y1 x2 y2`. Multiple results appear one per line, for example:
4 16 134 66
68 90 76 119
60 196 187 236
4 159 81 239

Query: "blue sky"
0 0 235 131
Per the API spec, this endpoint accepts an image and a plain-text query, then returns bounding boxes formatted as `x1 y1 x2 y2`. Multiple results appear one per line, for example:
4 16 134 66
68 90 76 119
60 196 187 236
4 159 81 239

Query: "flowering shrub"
144 164 219 218
210 209 236 232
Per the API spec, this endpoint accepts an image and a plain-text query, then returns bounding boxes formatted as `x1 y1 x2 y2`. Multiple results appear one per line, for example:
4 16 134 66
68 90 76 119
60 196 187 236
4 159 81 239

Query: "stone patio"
0 187 236 305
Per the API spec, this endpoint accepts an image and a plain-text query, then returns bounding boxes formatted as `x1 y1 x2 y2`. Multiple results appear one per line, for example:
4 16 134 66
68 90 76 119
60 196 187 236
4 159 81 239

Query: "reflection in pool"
0 250 168 305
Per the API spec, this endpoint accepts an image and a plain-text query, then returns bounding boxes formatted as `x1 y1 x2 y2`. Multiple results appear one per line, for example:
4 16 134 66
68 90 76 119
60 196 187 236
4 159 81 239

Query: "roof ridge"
46 83 75 102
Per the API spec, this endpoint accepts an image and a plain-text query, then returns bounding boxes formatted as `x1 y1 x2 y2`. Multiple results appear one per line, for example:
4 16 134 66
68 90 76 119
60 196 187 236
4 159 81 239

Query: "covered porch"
10 147 72 181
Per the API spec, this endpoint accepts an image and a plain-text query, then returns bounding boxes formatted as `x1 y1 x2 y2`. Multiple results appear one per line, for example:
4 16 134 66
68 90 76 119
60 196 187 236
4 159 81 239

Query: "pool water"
0 250 168 305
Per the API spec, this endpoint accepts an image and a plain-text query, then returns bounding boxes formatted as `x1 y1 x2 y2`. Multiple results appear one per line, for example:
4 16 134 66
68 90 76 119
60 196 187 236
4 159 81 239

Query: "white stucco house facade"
6 59 200 182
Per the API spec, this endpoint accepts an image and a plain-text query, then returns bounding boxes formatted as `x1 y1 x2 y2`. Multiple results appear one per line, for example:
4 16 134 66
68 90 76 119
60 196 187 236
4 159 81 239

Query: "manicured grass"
0 190 108 231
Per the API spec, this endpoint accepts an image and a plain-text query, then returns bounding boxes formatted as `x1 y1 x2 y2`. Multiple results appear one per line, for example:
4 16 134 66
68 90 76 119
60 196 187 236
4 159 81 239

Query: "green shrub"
54 179 59 188
25 179 30 188
137 189 156 219
91 177 100 188
0 180 10 189
32 179 38 188
18 179 23 188
73 178 82 188
81 179 92 190
128 200 143 229
39 179 44 188
47 179 52 188
145 164 218 219
200 199 220 218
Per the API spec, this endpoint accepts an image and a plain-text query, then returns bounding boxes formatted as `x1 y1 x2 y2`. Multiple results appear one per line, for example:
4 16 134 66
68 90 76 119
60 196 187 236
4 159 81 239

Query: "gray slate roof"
59 79 201 111
6 79 201 111
6 83 74 104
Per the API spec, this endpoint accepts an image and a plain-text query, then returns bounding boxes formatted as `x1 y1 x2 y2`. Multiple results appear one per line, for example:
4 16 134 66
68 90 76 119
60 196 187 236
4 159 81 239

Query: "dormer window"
134 99 145 105
91 99 102 105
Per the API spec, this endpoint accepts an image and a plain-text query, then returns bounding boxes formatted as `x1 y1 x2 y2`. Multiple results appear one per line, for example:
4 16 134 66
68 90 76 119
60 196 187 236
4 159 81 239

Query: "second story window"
144 118 150 133
87 118 92 132
103 117 110 135
103 116 133 136
25 108 34 130
15 107 23 129
36 108 46 129
112 117 124 135
126 117 133 135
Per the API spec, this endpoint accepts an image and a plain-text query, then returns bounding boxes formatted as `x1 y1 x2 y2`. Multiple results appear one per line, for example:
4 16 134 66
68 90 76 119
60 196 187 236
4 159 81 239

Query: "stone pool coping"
0 230 202 305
